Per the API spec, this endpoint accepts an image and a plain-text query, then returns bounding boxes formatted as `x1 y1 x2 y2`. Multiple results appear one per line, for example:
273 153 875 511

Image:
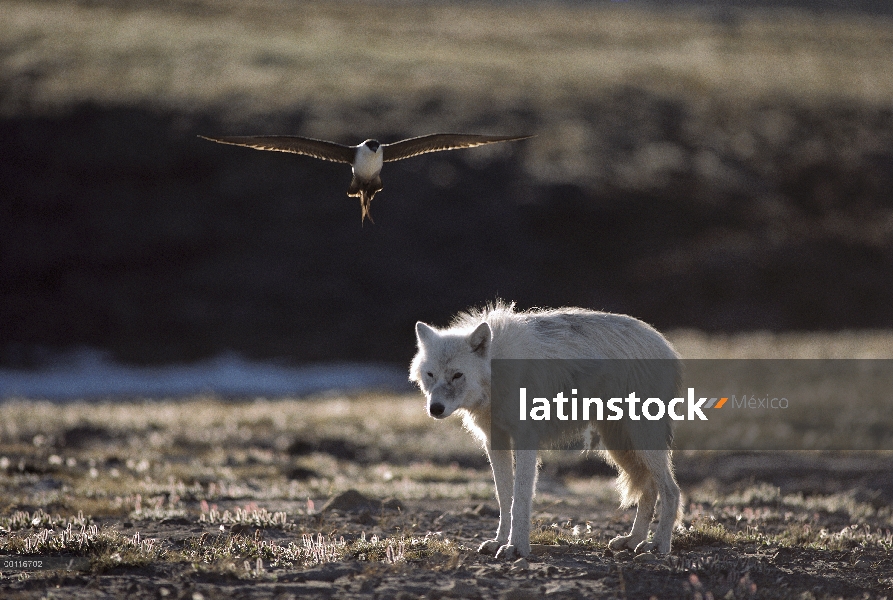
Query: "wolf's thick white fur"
410 301 683 560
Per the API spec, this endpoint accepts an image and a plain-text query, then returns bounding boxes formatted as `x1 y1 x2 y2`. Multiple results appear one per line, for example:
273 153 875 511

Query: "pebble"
543 581 580 597
613 550 633 561
320 489 377 513
530 544 572 556
473 566 496 578
634 552 659 563
429 580 481 599
498 588 540 600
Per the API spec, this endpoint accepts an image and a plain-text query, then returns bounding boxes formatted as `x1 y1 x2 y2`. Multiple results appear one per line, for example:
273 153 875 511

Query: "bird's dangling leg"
359 191 375 225
347 176 383 225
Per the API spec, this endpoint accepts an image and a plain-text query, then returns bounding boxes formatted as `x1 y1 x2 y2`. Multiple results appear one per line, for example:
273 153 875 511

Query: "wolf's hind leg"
609 479 656 552
635 452 681 554
603 448 651 552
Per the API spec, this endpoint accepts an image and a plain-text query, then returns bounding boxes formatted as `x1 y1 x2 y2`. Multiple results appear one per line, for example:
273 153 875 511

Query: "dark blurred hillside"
2 89 892 367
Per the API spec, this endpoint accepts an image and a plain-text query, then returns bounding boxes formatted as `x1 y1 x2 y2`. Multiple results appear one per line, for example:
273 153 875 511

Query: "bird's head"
363 139 381 152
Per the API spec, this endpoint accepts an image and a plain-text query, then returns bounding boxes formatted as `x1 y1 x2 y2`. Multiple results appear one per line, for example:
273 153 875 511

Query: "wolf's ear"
415 322 437 346
468 322 492 356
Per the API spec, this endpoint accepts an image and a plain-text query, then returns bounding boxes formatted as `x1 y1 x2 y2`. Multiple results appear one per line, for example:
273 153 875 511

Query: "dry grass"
668 329 893 359
665 330 893 450
2 0 892 121
0 391 494 521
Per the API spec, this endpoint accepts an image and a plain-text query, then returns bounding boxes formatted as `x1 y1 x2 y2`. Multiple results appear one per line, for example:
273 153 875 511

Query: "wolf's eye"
452 372 463 380
426 372 434 379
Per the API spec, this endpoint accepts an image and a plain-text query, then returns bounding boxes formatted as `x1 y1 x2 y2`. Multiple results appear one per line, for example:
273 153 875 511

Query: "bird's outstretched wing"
382 134 533 162
199 135 355 164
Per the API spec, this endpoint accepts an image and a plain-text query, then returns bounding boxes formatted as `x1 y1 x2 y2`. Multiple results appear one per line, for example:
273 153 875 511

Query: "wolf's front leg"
495 449 537 560
478 446 514 555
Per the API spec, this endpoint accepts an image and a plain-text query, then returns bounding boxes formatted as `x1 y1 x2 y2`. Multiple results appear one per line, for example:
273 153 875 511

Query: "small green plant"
198 501 292 530
122 493 188 521
347 532 458 563
675 516 783 552
182 531 348 569
529 519 602 548
0 509 91 532
780 523 893 551
0 524 165 570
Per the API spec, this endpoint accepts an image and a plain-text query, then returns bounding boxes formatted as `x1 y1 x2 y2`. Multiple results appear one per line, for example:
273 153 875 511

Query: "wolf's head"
409 321 491 419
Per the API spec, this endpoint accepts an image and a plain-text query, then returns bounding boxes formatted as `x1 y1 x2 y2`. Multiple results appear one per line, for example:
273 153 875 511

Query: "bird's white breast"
353 145 384 180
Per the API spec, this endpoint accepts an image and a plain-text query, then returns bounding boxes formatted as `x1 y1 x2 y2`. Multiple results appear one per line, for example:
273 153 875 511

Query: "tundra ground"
2 333 892 599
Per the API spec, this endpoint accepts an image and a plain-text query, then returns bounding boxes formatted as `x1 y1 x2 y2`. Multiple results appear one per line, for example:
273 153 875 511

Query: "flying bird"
199 133 532 223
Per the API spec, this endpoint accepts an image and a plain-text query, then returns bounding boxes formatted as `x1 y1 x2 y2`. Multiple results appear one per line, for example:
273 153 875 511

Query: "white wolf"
410 301 682 559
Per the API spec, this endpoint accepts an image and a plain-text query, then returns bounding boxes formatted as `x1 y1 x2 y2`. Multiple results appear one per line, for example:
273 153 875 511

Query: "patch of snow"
0 350 411 400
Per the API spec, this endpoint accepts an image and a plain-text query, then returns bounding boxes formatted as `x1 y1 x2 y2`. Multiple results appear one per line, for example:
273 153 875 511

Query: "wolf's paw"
609 535 644 552
634 539 670 555
495 543 529 560
477 539 504 555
